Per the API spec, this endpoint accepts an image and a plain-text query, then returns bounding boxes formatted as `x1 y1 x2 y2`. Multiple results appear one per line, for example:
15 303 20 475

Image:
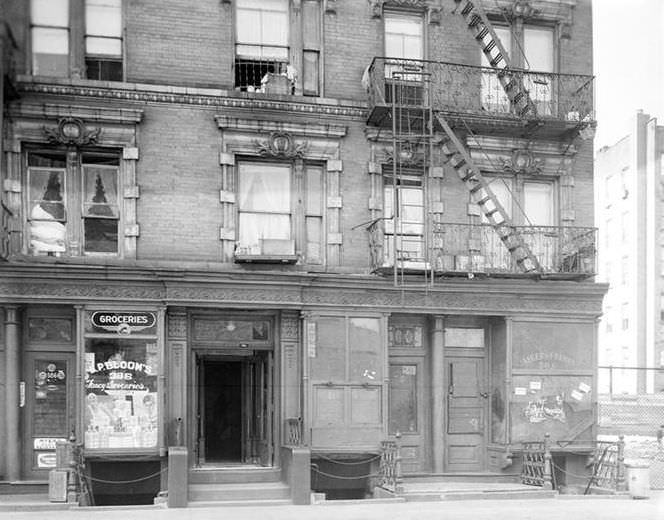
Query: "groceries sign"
90 311 156 335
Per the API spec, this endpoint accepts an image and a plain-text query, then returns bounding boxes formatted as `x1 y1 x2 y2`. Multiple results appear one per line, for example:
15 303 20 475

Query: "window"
481 23 554 115
384 12 424 104
235 161 323 263
482 176 556 269
31 0 70 77
30 0 124 81
621 303 629 330
27 150 121 256
309 316 384 447
621 256 628 286
235 0 289 92
481 25 511 112
523 26 554 115
384 12 423 62
523 182 554 226
621 211 629 243
383 169 425 264
302 0 321 96
85 0 123 81
605 306 613 333
482 177 554 226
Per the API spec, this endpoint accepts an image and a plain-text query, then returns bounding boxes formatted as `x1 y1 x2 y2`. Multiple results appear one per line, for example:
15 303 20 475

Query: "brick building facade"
0 0 604 505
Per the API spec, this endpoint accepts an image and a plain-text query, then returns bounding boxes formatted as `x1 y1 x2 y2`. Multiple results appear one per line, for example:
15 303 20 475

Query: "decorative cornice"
8 101 144 124
482 0 576 25
467 135 576 177
18 81 366 119
0 277 605 316
216 116 347 138
369 0 443 24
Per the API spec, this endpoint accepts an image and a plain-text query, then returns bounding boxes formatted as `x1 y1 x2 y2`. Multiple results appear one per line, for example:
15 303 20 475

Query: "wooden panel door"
445 356 486 471
389 360 426 473
23 352 75 479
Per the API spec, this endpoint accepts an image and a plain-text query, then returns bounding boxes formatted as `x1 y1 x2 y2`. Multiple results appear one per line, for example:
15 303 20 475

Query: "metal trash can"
626 463 650 499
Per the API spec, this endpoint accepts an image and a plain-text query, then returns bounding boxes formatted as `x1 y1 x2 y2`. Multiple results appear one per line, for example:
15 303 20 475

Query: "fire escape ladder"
454 0 538 119
435 115 541 273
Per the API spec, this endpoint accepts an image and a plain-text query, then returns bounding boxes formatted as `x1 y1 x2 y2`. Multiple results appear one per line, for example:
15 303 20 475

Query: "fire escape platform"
367 103 590 140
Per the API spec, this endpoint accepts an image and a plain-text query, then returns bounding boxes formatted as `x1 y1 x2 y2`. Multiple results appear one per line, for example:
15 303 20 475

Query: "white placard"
34 437 67 450
529 381 542 391
571 389 584 401
307 322 317 358
514 387 527 395
37 452 57 468
578 382 591 393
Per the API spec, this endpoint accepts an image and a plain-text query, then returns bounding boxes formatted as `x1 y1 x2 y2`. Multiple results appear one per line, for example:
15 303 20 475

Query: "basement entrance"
195 352 273 466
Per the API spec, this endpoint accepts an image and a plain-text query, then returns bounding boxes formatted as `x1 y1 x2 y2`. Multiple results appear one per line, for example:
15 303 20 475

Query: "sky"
593 0 664 150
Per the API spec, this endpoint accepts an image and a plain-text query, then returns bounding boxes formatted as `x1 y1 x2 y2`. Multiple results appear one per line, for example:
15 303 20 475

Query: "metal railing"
366 57 595 122
285 417 303 447
234 52 291 94
368 220 597 277
377 434 402 494
0 201 13 260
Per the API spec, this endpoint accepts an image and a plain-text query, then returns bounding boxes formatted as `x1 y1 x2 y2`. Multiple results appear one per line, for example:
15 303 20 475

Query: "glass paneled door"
388 317 428 473
22 352 76 479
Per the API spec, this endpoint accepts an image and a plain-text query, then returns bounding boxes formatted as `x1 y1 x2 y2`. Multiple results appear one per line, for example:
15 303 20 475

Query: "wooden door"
445 356 487 471
23 352 75 479
388 359 426 473
247 353 273 466
195 353 206 465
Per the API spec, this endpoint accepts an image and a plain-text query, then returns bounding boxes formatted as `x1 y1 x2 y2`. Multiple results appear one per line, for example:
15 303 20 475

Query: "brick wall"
126 0 232 89
136 105 223 261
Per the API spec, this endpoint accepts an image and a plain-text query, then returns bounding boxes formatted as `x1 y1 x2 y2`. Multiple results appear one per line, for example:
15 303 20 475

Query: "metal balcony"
365 57 595 138
368 221 597 280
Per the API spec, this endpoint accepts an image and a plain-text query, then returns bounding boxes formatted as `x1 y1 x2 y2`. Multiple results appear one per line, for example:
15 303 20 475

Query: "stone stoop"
398 474 556 502
187 467 292 506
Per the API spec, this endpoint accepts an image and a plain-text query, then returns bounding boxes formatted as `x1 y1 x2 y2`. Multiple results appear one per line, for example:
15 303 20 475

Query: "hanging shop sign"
90 311 156 335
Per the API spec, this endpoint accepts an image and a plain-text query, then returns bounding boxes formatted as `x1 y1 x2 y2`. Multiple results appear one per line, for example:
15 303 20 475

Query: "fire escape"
366 0 597 285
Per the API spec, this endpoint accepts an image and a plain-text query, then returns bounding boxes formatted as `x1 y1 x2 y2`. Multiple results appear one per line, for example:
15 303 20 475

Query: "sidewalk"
1 492 664 520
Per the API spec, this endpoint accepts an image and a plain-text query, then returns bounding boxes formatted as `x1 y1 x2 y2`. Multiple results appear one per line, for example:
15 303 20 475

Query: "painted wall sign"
37 452 57 468
34 437 67 450
90 311 156 334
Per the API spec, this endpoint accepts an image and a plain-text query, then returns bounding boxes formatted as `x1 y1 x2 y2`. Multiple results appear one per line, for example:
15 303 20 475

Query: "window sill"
234 254 298 264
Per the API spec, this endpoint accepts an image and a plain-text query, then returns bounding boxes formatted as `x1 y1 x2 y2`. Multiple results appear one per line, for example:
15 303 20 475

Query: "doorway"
195 352 273 466
202 360 242 461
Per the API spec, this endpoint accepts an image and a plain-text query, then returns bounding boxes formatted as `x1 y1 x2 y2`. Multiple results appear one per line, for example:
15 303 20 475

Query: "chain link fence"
598 366 664 489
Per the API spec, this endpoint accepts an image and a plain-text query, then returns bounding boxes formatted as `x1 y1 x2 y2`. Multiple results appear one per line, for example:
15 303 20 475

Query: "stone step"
403 473 522 484
188 498 292 508
404 489 557 502
189 467 281 485
188 481 290 502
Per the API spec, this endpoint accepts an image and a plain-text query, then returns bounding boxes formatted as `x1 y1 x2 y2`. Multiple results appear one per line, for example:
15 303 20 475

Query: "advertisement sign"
84 338 159 450
88 311 157 335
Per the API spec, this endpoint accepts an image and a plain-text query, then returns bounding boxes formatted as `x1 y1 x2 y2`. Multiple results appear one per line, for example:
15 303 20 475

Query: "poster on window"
84 338 159 449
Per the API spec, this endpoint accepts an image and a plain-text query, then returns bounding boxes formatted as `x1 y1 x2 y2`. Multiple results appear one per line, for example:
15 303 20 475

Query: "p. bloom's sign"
90 311 156 335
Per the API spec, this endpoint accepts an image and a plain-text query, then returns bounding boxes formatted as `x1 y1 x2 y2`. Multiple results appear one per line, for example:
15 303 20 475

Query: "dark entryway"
203 360 242 461
195 352 274 466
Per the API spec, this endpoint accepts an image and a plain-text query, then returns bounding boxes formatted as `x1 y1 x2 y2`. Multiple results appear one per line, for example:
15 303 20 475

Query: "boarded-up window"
308 315 384 449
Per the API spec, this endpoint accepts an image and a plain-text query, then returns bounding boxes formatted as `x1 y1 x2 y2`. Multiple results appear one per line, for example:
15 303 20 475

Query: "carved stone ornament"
369 0 443 23
325 0 338 15
43 118 101 146
501 148 543 175
506 0 539 20
383 141 425 167
254 132 308 159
